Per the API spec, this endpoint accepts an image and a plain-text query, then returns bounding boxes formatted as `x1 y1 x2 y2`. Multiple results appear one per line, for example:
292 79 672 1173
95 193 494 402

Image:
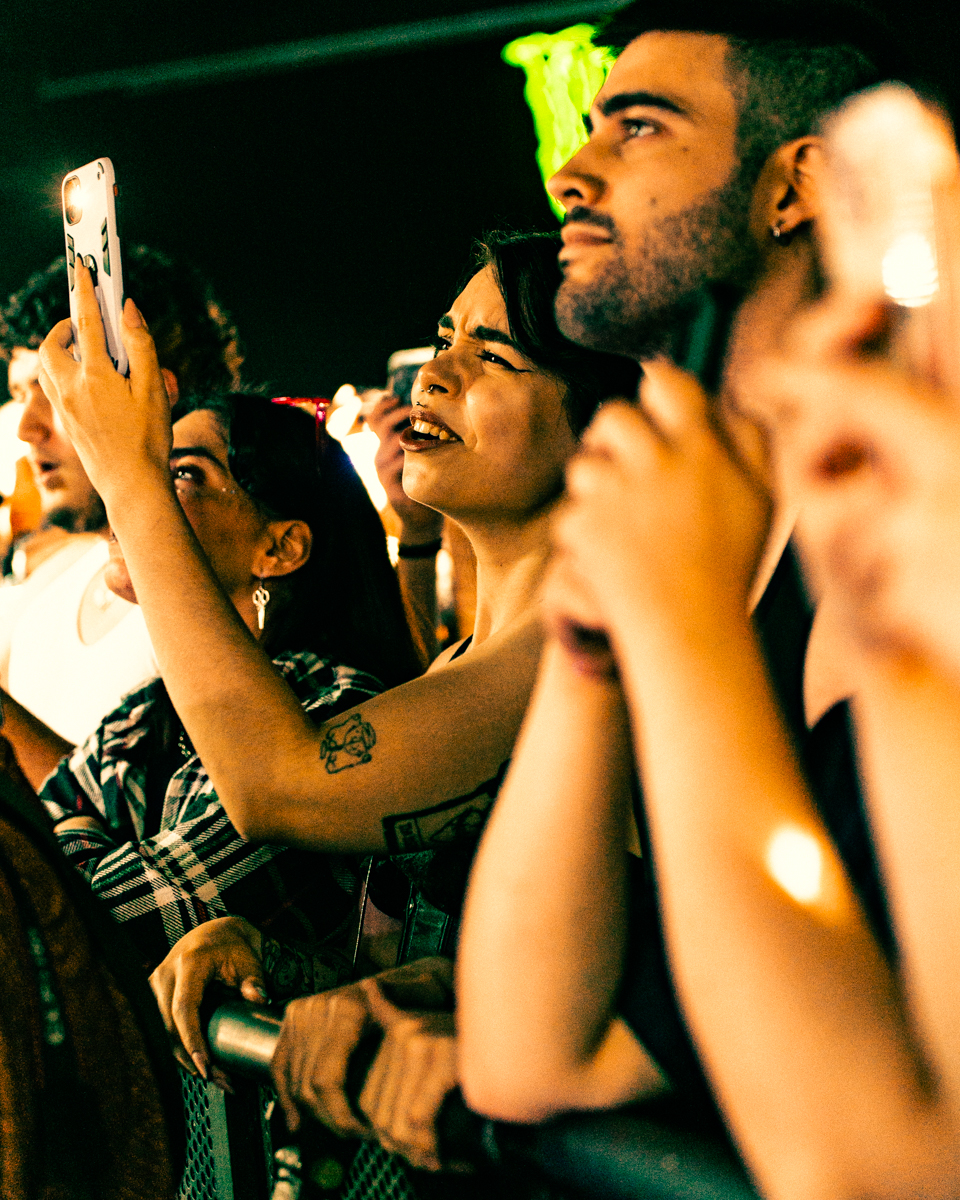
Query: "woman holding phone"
24 393 420 975
39 233 639 1083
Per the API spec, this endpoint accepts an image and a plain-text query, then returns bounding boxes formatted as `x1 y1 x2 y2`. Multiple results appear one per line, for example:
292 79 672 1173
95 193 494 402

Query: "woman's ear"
161 368 180 408
256 519 313 579
751 137 825 244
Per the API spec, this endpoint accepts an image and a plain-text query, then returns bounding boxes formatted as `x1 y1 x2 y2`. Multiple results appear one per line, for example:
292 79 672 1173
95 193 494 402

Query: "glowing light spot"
766 826 824 903
882 231 939 307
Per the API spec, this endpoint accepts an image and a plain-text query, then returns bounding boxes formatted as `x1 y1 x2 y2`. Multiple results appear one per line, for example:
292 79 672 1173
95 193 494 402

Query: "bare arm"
38 273 539 852
853 658 960 1121
458 637 662 1122
1 689 73 789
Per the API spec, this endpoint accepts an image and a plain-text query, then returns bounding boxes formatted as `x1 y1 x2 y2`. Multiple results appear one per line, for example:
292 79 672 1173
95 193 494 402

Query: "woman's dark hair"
476 231 641 434
171 393 421 690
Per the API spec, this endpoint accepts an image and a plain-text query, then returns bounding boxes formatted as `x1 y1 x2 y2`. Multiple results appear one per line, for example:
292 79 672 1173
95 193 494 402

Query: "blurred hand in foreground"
744 293 960 674
272 955 456 1169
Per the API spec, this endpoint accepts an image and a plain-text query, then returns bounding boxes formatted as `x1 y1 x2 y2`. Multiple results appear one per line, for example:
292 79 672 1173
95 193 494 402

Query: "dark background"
0 0 957 395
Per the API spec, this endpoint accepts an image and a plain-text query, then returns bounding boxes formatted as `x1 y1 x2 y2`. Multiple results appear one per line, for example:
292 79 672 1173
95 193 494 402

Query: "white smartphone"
61 157 127 376
817 84 960 393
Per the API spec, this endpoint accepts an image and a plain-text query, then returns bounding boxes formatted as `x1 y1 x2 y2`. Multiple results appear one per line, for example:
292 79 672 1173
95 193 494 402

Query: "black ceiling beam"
38 0 626 101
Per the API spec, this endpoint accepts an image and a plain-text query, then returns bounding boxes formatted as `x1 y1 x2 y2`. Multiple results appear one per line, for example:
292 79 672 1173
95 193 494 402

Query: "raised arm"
458 633 663 1122
551 365 952 1200
38 265 539 853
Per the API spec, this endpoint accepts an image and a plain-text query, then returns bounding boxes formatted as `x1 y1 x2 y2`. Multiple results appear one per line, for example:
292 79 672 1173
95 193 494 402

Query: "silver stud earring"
253 579 270 631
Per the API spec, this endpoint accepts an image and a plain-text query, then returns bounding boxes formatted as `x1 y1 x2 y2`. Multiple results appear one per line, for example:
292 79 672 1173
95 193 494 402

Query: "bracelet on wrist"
397 538 443 559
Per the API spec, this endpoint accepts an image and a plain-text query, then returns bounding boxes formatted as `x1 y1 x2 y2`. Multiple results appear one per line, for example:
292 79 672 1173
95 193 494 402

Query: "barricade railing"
199 1000 758 1200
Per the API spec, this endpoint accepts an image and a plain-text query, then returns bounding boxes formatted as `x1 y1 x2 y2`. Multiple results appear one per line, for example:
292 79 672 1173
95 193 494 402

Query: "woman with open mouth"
38 231 638 1167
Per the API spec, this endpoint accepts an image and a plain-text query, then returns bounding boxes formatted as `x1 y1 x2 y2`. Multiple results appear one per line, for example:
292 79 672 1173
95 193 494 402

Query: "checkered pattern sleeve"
45 652 381 969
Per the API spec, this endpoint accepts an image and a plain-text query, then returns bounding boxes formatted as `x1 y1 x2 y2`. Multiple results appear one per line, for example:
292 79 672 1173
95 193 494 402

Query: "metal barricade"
177 1004 279 1200
196 1000 758 1200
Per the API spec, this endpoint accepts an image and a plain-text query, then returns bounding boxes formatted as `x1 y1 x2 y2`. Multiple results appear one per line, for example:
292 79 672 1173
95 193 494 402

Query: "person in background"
37 393 419 999
0 246 241 749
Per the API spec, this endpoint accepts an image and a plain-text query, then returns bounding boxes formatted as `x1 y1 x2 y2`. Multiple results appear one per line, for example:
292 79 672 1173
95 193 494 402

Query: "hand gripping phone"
61 158 127 376
817 84 960 393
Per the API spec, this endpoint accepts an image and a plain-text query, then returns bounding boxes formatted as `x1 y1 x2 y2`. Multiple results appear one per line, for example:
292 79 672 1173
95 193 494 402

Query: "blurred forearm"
1 689 74 789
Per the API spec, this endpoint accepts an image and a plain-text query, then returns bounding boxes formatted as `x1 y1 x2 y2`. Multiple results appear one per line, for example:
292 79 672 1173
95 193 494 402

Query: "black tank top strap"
448 635 473 661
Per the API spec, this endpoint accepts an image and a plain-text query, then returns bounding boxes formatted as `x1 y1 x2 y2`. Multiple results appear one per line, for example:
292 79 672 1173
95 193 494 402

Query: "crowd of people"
3 0 960 1196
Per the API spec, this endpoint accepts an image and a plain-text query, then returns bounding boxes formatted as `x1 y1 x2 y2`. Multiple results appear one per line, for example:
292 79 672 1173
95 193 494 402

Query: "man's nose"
547 144 606 211
17 383 53 445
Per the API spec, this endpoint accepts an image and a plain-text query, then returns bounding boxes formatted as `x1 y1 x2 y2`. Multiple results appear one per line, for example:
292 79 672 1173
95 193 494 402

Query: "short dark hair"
0 245 242 394
171 392 421 690
595 0 913 185
475 230 641 433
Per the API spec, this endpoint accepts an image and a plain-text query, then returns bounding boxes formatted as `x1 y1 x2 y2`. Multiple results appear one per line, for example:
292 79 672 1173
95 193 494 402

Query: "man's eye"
432 336 452 357
623 118 657 138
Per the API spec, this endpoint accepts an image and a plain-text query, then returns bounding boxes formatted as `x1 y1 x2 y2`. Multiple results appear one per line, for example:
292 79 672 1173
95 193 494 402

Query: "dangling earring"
253 578 270 631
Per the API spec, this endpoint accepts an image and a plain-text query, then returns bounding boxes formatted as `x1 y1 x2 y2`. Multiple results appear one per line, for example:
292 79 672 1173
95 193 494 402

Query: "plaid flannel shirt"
41 649 380 970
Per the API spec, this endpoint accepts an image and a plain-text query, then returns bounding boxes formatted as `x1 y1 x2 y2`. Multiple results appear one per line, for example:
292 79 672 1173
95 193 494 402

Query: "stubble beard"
555 173 759 359
46 491 108 534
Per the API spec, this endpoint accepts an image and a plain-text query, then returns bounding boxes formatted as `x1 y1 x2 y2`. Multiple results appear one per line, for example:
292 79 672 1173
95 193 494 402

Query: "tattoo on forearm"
319 712 377 774
381 760 511 852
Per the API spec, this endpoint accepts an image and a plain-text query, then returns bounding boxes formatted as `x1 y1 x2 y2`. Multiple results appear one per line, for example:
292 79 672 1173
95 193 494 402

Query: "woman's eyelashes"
171 461 214 496
479 349 522 371
432 333 525 372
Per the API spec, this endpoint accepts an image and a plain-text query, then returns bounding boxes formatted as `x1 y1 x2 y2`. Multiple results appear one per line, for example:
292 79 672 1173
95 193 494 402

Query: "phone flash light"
63 176 84 226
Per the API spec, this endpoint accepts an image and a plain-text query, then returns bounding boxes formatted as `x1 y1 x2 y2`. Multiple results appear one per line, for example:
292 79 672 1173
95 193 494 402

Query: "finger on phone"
72 259 110 362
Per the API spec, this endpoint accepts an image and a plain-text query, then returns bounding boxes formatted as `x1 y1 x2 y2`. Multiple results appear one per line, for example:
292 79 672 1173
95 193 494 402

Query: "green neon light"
503 25 614 220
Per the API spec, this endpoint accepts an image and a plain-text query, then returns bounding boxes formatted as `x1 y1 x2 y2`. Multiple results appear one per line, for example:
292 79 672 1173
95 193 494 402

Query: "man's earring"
770 220 793 244
253 578 270 631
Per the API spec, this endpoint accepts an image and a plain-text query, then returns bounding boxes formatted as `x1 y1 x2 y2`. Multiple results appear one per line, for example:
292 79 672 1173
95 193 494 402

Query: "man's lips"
560 224 613 249
29 457 62 486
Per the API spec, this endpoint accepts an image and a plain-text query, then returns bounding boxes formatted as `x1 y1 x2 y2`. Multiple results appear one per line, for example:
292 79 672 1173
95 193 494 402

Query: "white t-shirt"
1 538 158 743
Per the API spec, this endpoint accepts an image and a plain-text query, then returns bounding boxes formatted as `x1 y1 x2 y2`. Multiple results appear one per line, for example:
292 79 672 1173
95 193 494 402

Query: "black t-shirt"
617 546 895 1118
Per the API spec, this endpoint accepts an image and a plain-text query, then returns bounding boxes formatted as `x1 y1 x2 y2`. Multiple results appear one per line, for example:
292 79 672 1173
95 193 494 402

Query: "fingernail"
123 298 143 328
191 1051 210 1080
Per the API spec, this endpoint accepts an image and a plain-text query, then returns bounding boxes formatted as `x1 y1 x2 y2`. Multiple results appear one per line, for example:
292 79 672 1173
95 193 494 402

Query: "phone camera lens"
63 176 82 226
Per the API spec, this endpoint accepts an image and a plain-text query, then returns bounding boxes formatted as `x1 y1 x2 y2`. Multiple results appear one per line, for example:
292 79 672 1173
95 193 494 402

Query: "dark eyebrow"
471 325 520 352
436 315 521 353
170 445 229 473
599 90 687 119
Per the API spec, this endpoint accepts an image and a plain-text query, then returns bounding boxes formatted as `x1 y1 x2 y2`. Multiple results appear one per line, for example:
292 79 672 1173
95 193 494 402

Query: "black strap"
448 635 473 662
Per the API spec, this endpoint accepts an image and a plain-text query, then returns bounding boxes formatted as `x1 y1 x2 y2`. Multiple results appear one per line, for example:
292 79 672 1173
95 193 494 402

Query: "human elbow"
222 789 275 841
460 1055 578 1125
